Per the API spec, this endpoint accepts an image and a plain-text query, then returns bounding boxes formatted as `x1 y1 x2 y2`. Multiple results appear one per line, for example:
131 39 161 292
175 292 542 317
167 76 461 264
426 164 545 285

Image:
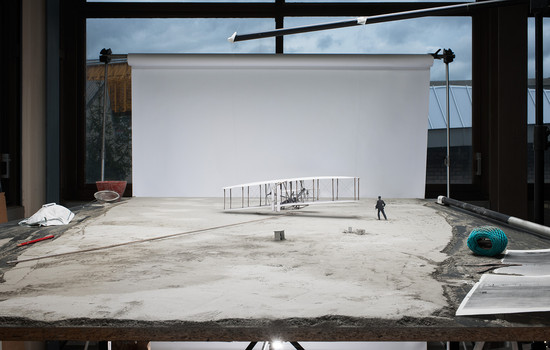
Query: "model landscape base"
1 197 550 341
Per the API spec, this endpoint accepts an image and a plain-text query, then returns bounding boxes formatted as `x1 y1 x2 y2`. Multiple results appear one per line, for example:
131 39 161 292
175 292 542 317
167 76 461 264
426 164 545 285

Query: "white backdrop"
129 54 433 198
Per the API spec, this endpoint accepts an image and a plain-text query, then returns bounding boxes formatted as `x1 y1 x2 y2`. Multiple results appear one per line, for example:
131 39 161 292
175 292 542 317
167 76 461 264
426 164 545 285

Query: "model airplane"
223 176 360 212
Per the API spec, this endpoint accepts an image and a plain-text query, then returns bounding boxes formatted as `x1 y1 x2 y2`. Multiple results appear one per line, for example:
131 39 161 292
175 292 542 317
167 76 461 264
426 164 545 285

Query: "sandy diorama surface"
0 197 549 340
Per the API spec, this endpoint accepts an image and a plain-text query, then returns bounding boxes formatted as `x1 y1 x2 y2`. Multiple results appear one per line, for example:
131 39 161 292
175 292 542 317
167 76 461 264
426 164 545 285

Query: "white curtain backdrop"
129 54 433 198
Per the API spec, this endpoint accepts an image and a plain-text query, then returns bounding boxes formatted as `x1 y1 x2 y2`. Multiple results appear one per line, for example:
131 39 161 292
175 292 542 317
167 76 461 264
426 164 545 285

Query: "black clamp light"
100 48 112 64
431 48 455 65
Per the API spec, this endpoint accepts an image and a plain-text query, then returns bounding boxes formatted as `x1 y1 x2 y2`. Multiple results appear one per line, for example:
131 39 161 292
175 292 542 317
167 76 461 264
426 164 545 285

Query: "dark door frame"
0 0 22 207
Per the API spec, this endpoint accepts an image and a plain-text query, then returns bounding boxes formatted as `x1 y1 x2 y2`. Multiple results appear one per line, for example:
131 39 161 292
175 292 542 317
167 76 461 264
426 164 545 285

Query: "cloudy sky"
86 8 549 82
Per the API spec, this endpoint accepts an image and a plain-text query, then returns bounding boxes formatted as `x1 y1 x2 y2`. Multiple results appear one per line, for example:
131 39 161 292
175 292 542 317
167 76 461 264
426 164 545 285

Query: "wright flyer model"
223 176 360 211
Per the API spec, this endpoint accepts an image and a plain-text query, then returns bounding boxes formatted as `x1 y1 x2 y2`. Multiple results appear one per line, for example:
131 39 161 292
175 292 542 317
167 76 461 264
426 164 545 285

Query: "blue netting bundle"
467 226 508 256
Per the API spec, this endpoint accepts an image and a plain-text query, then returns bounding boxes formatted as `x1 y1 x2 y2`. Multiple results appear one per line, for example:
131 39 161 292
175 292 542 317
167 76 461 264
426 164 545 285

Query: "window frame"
63 0 488 200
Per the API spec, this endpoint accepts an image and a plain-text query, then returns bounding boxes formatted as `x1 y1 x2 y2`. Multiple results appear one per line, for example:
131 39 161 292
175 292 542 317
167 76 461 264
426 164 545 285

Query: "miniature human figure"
375 196 387 220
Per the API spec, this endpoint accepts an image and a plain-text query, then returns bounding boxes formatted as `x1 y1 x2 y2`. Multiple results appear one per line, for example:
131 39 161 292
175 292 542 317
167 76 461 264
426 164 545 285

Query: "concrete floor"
1 197 549 341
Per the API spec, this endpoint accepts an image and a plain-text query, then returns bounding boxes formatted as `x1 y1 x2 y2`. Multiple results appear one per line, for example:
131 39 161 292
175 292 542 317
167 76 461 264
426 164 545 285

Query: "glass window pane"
284 16 471 82
85 61 132 184
526 17 550 184
86 18 275 185
285 16 472 184
87 18 275 59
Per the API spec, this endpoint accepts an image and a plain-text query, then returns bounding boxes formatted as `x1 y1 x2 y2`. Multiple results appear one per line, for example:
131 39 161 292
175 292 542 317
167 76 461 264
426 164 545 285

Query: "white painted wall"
129 54 433 198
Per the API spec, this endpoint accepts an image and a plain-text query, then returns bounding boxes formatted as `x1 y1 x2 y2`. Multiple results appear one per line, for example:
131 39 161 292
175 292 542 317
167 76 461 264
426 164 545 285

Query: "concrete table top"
0 198 549 341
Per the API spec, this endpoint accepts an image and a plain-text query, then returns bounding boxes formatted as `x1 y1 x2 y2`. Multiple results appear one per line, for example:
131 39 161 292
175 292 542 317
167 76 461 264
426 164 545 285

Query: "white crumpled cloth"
18 203 75 226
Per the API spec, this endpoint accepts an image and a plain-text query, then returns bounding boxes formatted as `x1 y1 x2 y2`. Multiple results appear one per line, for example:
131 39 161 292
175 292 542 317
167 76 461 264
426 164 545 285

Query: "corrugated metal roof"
428 85 550 130
87 61 132 114
429 85 472 130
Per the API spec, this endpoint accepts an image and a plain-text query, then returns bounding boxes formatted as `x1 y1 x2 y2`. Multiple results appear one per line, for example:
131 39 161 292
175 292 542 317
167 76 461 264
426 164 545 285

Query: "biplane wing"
223 176 360 211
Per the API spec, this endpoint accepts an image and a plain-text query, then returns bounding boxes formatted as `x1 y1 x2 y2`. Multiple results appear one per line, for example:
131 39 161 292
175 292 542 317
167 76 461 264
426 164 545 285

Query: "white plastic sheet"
456 274 550 316
496 248 550 276
18 203 75 226
457 248 550 316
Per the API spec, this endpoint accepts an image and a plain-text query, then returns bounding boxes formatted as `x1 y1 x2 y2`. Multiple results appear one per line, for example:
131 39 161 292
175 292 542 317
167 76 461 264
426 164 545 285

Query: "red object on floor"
18 235 55 247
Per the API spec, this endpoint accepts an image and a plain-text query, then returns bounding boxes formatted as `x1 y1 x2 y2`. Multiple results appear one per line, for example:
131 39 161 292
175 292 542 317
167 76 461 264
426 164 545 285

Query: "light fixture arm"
228 0 523 43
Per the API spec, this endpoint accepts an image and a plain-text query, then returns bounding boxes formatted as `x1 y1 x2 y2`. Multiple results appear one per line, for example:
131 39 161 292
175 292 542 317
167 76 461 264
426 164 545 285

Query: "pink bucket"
96 181 127 197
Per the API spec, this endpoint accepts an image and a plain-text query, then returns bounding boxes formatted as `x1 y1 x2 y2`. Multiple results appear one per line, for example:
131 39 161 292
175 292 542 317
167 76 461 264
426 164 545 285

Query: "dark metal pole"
444 49 455 198
228 0 524 42
101 60 109 182
98 49 126 182
432 49 455 198
533 10 545 224
445 59 451 198
438 195 550 239
99 48 112 182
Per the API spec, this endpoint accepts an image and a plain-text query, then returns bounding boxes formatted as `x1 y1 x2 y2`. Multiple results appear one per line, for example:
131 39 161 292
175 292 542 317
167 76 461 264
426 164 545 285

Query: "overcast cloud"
87 16 549 82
